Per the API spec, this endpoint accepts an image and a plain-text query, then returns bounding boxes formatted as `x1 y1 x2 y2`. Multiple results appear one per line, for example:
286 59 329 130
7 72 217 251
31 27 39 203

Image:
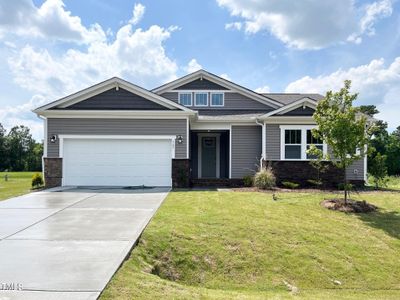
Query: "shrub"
282 181 299 189
338 182 353 191
31 173 44 189
242 175 253 187
307 179 323 187
369 153 388 189
254 167 276 189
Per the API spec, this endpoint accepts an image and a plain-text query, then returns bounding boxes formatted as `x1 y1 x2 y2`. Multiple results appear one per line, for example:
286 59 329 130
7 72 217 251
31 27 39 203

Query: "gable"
173 78 228 90
279 106 315 116
58 88 172 110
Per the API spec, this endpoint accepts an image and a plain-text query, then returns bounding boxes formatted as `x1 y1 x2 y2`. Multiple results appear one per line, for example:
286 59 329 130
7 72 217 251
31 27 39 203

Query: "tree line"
0 123 43 172
359 105 400 176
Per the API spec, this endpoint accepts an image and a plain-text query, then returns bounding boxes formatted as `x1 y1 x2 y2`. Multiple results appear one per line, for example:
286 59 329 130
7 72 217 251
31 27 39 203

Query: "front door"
201 137 216 178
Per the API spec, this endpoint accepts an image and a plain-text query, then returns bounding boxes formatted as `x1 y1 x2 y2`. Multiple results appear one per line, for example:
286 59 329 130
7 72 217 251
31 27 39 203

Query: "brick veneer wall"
172 159 190 188
264 160 345 188
43 157 62 188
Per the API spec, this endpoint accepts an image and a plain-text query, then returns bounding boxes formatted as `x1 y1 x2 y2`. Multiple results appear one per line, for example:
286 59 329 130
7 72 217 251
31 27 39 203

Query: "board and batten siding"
265 124 365 180
46 118 187 159
160 92 274 111
231 125 262 178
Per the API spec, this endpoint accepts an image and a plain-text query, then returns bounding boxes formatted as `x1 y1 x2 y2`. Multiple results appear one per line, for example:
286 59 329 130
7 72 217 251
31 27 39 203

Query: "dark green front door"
201 137 216 178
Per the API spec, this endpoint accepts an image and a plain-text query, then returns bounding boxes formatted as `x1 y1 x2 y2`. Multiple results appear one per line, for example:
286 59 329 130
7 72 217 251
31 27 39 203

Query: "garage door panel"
63 138 172 186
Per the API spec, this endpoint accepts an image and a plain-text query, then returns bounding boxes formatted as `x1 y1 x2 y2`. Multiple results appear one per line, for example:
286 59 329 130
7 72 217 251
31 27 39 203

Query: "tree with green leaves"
312 80 371 203
369 153 388 189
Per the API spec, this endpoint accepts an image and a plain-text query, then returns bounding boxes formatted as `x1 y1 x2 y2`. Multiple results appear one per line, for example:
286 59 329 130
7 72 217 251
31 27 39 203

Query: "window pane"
306 145 323 159
179 93 192 106
211 93 223 106
195 93 208 106
307 130 322 144
285 145 301 159
285 130 301 144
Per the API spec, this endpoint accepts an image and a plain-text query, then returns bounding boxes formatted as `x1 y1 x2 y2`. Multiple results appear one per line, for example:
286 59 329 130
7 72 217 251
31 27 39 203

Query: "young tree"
313 80 371 203
369 153 388 189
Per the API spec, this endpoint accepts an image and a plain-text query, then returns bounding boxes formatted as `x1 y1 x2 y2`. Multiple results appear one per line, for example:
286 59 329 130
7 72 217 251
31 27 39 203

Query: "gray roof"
259 93 324 105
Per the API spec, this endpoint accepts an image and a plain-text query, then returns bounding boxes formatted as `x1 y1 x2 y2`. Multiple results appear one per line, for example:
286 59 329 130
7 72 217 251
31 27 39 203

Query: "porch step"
191 178 243 187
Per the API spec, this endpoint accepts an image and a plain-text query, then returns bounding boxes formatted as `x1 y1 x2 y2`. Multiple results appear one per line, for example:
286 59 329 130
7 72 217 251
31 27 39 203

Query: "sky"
0 0 399 141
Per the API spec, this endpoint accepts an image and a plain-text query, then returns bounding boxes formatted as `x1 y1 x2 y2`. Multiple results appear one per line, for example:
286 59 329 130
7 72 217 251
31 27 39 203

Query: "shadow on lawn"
357 210 400 239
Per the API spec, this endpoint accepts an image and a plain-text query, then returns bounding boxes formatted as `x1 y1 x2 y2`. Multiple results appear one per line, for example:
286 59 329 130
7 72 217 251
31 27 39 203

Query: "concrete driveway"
0 187 169 300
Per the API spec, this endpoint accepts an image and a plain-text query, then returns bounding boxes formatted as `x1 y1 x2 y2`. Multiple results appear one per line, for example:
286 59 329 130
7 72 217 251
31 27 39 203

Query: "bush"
282 181 299 189
254 167 276 189
369 153 388 189
243 175 253 187
31 173 44 189
307 179 323 187
338 182 353 191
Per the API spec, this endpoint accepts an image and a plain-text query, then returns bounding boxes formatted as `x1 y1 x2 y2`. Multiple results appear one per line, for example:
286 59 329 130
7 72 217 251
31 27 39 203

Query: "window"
179 93 192 106
306 130 323 159
195 92 208 106
211 93 224 106
280 126 326 160
284 129 302 159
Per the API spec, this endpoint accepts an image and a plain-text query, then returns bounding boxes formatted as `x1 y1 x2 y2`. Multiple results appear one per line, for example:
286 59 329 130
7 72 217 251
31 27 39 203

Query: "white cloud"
8 25 179 99
184 59 202 73
348 0 393 43
225 22 242 30
129 3 145 25
285 57 400 130
217 0 392 49
255 85 271 93
0 0 106 44
219 73 231 81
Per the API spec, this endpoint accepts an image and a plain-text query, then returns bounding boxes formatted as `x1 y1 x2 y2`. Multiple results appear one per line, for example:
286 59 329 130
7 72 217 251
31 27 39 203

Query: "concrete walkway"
0 187 169 300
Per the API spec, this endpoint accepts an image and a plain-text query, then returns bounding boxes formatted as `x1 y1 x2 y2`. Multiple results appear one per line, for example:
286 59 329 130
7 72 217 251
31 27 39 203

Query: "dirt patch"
151 251 181 281
321 199 378 213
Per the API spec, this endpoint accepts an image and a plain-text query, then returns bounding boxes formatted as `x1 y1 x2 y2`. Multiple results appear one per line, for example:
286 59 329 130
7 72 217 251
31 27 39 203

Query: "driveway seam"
2 193 99 240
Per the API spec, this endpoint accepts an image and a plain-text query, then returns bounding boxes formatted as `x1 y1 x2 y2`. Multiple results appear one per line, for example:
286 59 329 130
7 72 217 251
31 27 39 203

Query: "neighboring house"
33 70 366 188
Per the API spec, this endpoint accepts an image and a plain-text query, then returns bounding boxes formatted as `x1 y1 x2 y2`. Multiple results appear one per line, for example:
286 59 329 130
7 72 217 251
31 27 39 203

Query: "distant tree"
386 134 400 175
359 105 379 117
313 80 371 203
369 153 388 189
26 142 43 171
0 123 7 171
6 125 36 171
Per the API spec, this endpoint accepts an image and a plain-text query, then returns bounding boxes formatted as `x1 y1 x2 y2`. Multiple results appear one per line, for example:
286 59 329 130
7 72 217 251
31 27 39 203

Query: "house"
33 70 366 188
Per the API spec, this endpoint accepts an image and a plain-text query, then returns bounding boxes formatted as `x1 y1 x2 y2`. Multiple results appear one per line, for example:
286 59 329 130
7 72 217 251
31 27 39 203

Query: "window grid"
178 93 192 106
195 92 208 106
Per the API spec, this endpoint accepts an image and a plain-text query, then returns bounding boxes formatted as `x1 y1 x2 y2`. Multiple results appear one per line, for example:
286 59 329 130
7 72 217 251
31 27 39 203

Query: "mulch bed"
321 199 378 213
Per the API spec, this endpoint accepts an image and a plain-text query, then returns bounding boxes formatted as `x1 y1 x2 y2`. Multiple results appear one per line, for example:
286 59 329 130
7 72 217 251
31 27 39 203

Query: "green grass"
0 172 36 201
368 175 400 190
101 190 400 299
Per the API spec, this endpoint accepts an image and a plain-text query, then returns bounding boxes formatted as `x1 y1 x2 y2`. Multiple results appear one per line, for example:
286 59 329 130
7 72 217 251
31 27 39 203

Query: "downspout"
37 115 47 179
255 119 266 169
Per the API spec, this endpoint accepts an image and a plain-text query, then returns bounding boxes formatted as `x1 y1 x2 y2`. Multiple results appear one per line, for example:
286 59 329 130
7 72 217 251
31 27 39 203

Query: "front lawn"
102 190 400 299
0 172 36 201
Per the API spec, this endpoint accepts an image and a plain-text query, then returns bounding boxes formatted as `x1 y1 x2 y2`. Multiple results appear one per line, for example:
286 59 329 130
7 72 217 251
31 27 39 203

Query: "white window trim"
279 125 327 161
178 92 192 106
210 92 224 107
194 92 209 107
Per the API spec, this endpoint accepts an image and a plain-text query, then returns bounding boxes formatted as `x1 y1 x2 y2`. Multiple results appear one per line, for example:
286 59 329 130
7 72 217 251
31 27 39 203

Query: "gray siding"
281 106 315 116
231 126 262 178
61 88 170 110
47 118 187 158
265 124 280 160
346 158 365 181
174 78 228 90
160 92 274 111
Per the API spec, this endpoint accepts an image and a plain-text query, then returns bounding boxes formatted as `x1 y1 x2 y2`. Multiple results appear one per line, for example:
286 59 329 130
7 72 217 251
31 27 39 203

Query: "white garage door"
62 138 172 186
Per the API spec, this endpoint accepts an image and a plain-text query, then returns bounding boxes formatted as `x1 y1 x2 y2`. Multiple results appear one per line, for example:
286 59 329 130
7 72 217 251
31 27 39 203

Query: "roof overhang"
258 97 317 120
152 69 283 109
37 110 196 119
33 77 194 115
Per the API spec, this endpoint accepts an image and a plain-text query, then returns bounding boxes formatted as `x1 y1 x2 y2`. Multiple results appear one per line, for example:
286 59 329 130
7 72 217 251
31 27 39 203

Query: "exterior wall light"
50 135 58 143
176 135 183 144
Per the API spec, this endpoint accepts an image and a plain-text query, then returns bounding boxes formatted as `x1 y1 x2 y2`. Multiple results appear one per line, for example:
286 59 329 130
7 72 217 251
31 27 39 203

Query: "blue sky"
0 0 399 140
